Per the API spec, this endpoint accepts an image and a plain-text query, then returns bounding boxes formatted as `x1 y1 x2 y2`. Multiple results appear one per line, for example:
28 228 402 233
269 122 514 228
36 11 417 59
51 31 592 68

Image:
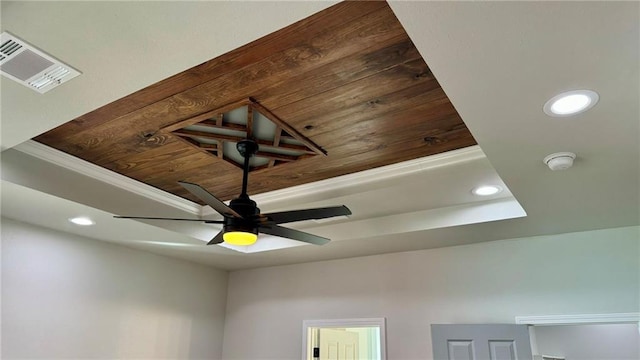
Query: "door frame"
302 318 387 360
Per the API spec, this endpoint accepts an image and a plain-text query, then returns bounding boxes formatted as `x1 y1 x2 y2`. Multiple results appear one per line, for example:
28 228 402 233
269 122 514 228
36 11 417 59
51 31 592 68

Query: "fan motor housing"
225 196 260 233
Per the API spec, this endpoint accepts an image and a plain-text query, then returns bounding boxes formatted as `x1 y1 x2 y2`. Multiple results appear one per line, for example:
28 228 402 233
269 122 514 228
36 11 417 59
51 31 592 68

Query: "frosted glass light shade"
223 231 258 246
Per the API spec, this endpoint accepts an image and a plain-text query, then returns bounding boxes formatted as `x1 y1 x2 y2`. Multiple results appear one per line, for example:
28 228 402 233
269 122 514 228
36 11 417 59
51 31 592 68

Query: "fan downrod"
237 139 258 199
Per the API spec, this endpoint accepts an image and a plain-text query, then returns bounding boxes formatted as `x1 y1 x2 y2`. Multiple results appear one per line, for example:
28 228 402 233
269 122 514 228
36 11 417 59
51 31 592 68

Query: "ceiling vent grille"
0 39 23 59
0 32 80 94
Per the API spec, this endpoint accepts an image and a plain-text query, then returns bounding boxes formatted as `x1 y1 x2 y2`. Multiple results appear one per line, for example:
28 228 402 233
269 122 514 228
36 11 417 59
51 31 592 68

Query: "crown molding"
15 141 484 217
515 313 640 325
14 140 201 214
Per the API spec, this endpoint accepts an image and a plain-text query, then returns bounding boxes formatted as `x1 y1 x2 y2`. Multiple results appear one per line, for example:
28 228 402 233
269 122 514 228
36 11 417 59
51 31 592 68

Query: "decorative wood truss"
160 98 325 172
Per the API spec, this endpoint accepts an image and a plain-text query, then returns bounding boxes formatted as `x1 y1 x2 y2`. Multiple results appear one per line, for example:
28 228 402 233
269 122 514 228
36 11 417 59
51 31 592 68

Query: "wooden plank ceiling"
34 1 477 204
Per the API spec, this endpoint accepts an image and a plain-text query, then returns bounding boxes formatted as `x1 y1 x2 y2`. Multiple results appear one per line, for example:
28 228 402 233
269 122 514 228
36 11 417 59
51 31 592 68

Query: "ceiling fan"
115 139 351 246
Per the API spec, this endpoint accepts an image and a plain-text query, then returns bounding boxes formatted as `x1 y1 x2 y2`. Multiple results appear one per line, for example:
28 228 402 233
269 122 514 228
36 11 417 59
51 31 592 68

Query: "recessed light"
69 217 95 226
472 185 503 196
543 90 599 117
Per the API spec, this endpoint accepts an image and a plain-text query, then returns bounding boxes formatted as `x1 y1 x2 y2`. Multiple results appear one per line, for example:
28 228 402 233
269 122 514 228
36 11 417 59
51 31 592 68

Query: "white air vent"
0 32 80 93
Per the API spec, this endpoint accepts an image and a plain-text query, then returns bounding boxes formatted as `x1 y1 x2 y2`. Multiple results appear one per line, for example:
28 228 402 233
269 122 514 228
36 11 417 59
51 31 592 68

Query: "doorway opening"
303 318 386 360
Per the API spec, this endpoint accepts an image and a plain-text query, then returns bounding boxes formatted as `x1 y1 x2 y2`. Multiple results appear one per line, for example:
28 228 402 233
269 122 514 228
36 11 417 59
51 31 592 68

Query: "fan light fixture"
223 231 258 246
114 139 351 247
543 90 599 117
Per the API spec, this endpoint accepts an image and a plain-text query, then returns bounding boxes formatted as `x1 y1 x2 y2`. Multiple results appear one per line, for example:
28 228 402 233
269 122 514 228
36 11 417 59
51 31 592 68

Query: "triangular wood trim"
160 97 323 171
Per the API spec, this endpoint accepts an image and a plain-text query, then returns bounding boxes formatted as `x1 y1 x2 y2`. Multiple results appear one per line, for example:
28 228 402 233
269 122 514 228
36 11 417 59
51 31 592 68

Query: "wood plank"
34 1 389 147
255 151 300 162
246 105 254 138
296 82 453 140
311 104 464 153
195 120 246 131
269 127 283 167
159 99 249 134
215 113 224 159
123 151 217 183
109 140 193 172
43 6 408 164
271 58 436 126
197 143 219 151
254 37 422 109
77 132 175 171
250 99 325 155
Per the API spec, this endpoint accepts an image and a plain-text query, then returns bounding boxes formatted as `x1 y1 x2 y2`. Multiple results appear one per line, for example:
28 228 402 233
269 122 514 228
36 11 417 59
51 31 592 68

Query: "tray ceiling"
33 1 476 204
2 0 637 269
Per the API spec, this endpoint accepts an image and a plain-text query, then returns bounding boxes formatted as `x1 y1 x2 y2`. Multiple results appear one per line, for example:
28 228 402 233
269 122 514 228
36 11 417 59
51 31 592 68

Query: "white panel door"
319 328 360 360
432 324 533 360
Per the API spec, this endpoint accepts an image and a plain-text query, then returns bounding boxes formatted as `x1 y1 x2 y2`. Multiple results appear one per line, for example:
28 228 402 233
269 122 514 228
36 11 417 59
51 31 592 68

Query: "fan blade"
207 230 225 245
114 215 224 224
259 225 330 245
262 205 351 224
178 181 242 218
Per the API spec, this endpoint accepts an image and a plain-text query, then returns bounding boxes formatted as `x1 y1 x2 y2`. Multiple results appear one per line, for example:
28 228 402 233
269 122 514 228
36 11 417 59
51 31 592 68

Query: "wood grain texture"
34 1 477 204
34 1 388 147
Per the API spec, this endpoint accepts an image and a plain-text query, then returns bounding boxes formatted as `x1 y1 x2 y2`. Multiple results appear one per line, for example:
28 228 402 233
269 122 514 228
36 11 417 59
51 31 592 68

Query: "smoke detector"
543 152 576 171
0 32 81 94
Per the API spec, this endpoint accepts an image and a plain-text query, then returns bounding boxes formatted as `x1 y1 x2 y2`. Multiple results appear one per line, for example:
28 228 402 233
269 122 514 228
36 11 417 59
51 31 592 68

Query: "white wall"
1 218 229 359
222 226 639 360
534 324 640 360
